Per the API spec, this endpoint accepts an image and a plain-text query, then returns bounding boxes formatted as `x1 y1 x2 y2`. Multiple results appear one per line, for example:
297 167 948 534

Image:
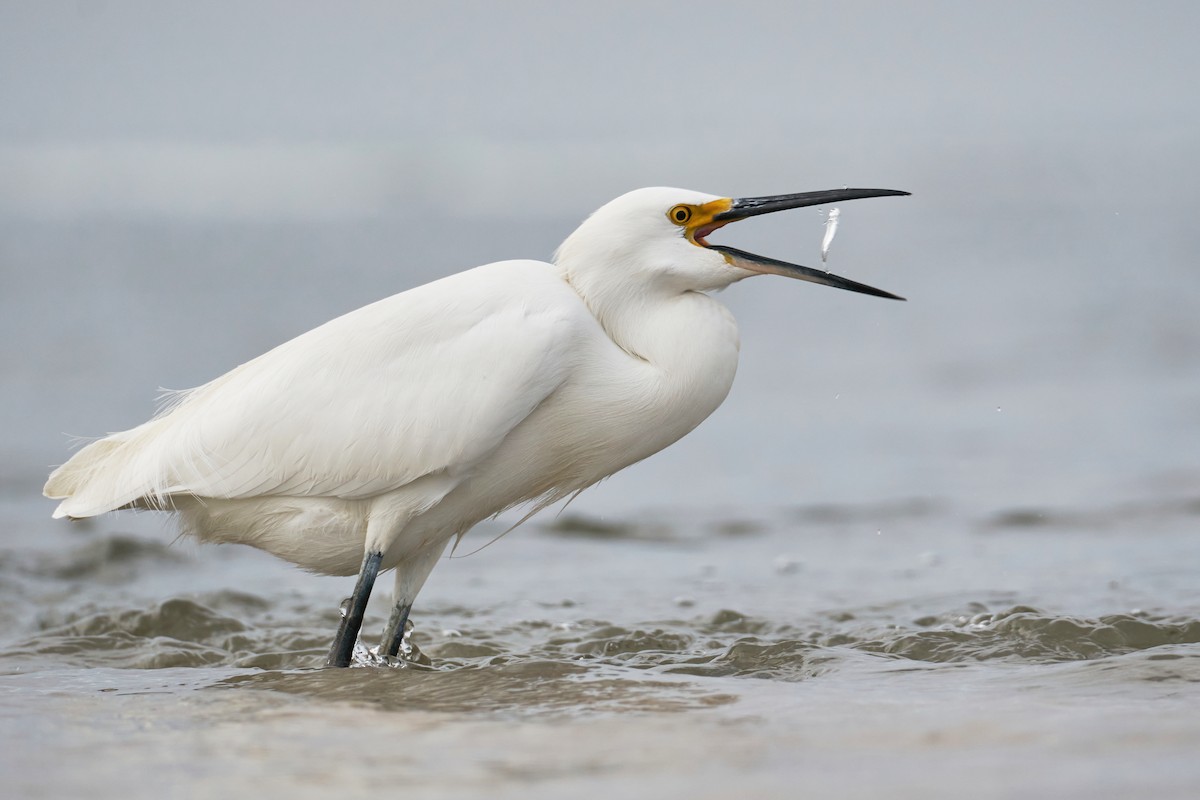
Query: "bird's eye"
668 205 692 225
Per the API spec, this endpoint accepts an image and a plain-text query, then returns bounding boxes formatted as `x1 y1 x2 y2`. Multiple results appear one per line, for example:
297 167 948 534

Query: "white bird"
44 186 907 667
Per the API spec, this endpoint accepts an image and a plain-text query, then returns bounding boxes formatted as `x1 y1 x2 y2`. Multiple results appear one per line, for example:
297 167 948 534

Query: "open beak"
697 188 909 300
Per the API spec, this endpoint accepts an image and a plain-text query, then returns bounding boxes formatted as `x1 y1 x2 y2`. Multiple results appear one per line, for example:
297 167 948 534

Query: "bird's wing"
137 260 583 503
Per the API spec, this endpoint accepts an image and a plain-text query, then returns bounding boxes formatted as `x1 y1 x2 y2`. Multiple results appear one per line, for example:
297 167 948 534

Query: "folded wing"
46 261 583 518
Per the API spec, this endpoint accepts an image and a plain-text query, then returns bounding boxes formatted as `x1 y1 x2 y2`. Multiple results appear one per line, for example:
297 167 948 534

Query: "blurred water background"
2 3 1199 798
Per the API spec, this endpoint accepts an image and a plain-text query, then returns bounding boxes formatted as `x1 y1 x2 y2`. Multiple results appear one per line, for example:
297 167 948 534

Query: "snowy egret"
45 186 908 667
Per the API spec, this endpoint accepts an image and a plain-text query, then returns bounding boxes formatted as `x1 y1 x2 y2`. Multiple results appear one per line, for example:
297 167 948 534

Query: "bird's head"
556 186 908 301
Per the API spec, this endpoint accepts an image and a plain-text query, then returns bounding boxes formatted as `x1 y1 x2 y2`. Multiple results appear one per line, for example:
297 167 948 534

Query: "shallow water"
3 494 1198 799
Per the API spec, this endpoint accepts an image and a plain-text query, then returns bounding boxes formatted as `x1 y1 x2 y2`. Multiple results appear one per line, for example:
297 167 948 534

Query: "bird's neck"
563 264 741 380
554 261 741 473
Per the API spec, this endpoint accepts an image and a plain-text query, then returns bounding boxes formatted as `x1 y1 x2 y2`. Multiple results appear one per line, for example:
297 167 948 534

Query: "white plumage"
45 185 907 665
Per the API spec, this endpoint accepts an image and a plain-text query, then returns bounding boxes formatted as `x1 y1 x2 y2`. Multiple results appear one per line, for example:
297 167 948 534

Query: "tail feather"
44 421 170 519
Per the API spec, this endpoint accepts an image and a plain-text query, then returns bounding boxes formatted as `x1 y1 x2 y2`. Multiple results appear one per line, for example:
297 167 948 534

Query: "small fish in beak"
821 207 840 266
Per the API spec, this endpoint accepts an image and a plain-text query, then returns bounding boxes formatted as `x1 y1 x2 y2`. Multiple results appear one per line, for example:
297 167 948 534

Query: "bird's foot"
329 617 430 668
369 619 433 668
340 638 418 668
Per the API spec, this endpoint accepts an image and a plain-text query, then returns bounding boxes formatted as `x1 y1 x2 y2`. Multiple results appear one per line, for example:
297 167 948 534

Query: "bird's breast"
528 291 741 486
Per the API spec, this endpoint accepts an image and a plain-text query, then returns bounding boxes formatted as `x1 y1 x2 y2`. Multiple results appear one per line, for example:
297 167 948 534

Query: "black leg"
326 550 382 668
379 600 413 659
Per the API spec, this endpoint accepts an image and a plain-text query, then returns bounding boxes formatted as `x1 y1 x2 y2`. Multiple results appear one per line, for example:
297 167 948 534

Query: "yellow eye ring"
668 205 692 225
